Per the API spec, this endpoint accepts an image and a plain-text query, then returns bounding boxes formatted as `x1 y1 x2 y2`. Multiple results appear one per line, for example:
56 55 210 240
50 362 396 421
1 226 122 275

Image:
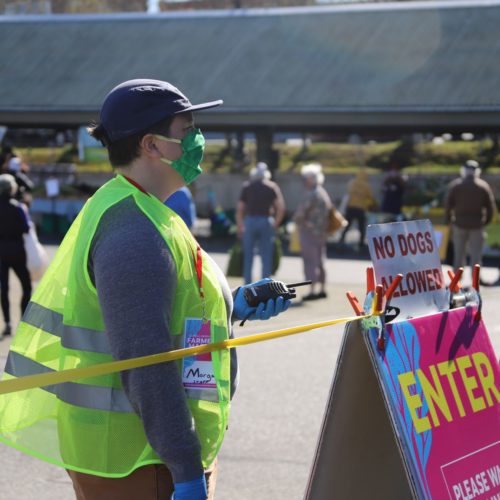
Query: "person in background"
445 159 496 271
381 165 406 222
0 79 290 500
0 174 32 338
338 170 375 250
293 163 332 301
166 185 196 230
1 146 34 206
236 162 285 284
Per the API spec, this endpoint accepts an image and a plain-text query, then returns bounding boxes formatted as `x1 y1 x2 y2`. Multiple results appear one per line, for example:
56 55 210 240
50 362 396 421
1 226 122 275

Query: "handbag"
327 205 348 235
24 224 48 281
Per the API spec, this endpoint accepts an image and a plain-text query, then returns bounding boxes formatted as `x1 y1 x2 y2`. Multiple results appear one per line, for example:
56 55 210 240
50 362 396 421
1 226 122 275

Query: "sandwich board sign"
305 220 500 500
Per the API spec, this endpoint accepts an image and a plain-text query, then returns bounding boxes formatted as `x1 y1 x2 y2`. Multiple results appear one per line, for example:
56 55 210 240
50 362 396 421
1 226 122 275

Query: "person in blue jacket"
166 185 196 229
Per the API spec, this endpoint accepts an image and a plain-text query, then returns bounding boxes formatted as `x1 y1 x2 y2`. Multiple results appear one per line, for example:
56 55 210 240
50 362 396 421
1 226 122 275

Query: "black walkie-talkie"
240 280 312 326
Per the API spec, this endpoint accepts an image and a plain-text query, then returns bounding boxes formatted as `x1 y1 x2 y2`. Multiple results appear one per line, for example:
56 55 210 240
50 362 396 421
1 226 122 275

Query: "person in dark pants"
1 146 34 206
0 174 32 337
381 166 406 222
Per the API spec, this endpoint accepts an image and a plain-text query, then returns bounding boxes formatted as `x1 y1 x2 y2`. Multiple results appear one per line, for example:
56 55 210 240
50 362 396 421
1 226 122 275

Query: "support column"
255 127 278 173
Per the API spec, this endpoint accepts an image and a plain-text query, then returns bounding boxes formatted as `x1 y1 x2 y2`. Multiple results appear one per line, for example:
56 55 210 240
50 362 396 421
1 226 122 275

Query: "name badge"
182 318 216 390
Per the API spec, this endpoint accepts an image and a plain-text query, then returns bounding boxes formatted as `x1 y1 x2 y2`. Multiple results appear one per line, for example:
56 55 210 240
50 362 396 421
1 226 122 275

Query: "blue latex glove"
172 475 207 500
233 278 291 322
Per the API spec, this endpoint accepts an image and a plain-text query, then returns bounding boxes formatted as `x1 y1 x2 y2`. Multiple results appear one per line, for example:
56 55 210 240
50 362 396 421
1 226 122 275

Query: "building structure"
1 0 500 167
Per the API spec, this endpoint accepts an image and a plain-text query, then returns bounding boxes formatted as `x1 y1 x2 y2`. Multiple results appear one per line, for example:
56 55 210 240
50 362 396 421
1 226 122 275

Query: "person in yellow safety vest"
0 79 291 500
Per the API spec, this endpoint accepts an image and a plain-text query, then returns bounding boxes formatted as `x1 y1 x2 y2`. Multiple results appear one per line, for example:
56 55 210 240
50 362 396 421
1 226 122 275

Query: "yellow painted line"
0 313 372 395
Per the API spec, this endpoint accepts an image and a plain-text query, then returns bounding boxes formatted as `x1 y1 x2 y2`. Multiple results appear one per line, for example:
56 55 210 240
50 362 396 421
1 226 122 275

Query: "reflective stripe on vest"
5 351 134 413
23 302 110 355
19 302 220 404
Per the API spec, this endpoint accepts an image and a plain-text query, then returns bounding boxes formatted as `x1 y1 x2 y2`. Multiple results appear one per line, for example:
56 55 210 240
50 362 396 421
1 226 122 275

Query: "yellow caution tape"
0 313 371 396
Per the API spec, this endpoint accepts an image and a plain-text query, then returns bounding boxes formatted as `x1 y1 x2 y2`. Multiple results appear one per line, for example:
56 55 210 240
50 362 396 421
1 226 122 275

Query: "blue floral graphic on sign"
371 322 433 499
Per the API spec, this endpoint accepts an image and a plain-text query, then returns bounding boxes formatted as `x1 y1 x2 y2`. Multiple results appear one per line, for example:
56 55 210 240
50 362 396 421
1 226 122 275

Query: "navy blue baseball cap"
100 79 223 143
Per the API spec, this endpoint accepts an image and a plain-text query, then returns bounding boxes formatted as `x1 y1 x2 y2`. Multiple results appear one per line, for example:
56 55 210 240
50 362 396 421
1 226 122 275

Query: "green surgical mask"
155 128 205 185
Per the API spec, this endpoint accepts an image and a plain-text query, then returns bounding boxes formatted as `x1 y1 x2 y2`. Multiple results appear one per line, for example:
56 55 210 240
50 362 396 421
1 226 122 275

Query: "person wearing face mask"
0 79 291 500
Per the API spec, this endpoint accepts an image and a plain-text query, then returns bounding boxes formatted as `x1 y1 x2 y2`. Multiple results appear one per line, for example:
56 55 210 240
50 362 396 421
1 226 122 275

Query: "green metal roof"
1 1 500 131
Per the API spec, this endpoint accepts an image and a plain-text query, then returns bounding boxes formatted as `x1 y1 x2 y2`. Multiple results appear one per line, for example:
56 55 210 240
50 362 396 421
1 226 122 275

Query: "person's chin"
166 167 186 188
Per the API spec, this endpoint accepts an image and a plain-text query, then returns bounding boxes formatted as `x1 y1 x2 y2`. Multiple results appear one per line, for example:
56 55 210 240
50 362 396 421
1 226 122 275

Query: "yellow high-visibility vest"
0 175 230 476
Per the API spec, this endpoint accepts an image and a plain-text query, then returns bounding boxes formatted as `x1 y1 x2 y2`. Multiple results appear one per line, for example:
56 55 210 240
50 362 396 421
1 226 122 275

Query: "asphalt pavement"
0 246 498 500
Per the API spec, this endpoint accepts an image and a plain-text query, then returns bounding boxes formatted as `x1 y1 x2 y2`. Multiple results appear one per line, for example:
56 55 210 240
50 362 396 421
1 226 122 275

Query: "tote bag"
24 224 48 281
327 206 348 235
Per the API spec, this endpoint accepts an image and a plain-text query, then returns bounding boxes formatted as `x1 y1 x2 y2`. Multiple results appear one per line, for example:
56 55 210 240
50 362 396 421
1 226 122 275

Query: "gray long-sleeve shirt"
88 196 237 483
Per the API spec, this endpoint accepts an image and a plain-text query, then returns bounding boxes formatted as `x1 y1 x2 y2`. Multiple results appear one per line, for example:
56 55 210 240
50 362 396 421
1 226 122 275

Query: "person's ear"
140 134 161 159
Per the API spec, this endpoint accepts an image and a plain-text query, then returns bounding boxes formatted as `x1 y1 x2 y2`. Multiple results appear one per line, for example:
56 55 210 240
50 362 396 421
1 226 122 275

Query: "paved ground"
0 246 498 500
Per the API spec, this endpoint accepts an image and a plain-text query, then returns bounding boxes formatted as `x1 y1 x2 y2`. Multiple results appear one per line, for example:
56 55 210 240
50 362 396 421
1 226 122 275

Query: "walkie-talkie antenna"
285 281 312 288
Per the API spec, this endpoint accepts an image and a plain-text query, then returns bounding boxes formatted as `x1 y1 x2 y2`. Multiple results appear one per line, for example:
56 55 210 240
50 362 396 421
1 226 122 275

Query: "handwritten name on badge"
184 367 215 385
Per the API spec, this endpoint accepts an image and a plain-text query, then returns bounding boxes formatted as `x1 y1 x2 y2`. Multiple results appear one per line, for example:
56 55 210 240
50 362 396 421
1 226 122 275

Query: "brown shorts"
67 459 217 500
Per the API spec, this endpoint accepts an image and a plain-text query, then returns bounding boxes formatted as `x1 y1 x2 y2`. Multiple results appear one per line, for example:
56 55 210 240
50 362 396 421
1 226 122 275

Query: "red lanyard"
194 244 204 299
192 243 207 321
123 175 149 195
